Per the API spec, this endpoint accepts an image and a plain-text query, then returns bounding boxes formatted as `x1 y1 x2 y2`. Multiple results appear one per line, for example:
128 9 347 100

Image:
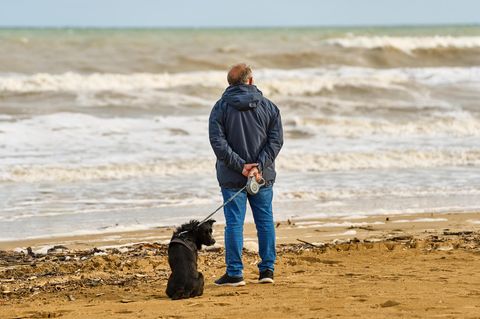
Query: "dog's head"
174 219 216 250
195 219 216 248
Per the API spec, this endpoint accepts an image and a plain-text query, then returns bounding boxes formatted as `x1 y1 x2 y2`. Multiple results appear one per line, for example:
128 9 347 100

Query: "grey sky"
1 0 479 27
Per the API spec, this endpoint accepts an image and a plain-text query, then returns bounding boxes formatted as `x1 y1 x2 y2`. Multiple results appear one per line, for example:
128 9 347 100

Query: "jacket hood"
223 84 263 111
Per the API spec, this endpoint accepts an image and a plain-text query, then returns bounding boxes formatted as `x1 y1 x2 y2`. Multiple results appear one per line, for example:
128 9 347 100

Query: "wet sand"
1 211 480 318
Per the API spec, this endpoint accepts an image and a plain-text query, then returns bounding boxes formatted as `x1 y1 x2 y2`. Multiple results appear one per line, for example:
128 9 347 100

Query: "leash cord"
198 186 246 226
176 186 246 236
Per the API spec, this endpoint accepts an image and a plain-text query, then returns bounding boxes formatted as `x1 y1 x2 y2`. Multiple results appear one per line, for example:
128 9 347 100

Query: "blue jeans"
221 186 276 277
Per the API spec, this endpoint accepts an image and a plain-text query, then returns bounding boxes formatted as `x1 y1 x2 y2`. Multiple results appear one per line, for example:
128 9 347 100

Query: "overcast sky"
1 0 479 27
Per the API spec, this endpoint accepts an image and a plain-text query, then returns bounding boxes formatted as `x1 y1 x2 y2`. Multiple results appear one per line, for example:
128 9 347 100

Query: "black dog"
166 219 216 300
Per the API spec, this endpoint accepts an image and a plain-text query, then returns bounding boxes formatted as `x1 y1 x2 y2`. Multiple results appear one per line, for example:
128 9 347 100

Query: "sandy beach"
1 211 480 318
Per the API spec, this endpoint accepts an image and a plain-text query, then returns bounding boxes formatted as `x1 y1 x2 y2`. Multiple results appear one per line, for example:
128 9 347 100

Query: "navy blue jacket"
209 84 283 188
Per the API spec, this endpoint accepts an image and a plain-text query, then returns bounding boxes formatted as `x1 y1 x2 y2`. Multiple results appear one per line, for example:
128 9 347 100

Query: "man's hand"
242 163 258 177
249 167 263 182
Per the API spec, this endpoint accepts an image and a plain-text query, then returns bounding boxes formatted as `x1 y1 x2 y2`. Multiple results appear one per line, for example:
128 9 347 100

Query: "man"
209 63 283 286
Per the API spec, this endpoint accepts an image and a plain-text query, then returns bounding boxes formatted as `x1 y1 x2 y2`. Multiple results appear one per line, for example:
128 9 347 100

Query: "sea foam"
325 36 480 52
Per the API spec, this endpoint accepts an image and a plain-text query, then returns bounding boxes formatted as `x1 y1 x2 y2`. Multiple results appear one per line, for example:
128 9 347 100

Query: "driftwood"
443 230 474 236
296 238 321 248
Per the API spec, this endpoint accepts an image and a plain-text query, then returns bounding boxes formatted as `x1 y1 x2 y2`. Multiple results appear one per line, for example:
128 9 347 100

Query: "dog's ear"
207 219 216 225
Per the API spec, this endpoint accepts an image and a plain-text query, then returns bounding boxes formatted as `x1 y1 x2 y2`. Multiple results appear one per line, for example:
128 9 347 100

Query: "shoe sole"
258 278 274 284
214 281 246 287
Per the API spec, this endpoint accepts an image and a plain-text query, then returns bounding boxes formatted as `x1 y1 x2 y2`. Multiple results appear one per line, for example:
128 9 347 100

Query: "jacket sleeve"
257 103 284 172
209 101 246 173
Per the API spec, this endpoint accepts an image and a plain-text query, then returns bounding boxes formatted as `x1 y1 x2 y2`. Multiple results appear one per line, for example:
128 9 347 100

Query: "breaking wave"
1 66 480 98
325 36 480 52
286 112 480 137
2 149 480 182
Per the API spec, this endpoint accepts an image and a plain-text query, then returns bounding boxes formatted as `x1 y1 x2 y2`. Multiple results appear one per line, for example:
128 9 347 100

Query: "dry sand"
1 211 480 318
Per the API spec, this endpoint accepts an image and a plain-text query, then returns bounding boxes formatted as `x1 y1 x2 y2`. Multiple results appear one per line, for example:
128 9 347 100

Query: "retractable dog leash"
177 176 266 236
245 175 266 196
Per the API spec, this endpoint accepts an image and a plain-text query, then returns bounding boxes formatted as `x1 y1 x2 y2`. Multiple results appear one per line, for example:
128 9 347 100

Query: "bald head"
227 63 253 86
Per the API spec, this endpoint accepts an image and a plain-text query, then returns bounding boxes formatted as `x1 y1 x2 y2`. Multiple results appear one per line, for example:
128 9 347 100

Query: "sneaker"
258 269 274 283
214 273 246 287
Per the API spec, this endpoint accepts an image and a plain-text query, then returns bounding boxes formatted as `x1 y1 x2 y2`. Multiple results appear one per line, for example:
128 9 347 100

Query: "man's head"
227 63 253 86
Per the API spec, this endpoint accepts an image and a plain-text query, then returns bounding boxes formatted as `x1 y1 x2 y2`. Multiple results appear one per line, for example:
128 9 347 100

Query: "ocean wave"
286 111 480 137
278 186 480 202
257 67 480 95
282 149 480 172
325 36 480 52
0 160 214 182
0 71 225 94
0 112 209 166
1 67 479 98
2 29 480 74
3 110 480 165
2 149 479 182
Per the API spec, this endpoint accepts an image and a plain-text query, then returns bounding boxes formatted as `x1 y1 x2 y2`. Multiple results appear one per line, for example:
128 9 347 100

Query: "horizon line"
0 22 479 30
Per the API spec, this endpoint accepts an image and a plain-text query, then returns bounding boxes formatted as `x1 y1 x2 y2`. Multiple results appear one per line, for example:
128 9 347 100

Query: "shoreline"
1 211 479 251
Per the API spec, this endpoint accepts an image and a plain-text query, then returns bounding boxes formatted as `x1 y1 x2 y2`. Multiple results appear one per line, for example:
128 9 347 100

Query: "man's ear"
248 77 253 85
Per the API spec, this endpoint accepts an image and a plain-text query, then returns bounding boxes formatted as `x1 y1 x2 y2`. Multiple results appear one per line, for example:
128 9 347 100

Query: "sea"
1 26 480 241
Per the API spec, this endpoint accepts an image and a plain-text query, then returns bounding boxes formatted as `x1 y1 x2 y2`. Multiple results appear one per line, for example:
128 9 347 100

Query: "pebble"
1 285 11 294
120 299 134 303
437 246 454 251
